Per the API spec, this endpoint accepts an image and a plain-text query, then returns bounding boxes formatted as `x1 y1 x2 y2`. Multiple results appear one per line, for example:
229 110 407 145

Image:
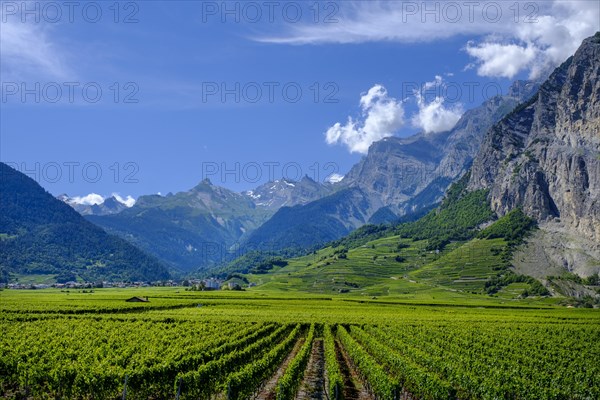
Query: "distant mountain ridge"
243 187 373 251
87 179 269 272
0 163 170 283
73 76 543 271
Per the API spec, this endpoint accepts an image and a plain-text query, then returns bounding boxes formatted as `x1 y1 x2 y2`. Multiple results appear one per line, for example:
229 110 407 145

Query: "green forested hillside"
0 163 170 283
326 173 493 253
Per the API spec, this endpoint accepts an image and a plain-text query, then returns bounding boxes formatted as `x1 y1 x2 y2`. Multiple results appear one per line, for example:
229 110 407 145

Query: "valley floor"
1 288 599 399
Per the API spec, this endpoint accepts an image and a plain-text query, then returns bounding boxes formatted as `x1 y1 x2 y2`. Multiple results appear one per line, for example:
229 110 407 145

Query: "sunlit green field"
1 288 598 399
243 235 559 306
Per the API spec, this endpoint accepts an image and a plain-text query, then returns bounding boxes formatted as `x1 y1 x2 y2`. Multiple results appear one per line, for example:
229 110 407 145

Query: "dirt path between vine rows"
255 336 306 400
295 338 325 399
334 340 373 400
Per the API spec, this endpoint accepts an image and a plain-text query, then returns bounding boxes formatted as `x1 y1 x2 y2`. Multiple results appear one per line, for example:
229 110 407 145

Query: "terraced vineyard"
1 289 599 399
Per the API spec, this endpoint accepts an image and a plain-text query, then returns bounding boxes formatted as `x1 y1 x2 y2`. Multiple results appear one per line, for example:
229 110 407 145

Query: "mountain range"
244 176 334 210
243 79 541 251
83 176 333 271
56 78 547 271
11 32 597 286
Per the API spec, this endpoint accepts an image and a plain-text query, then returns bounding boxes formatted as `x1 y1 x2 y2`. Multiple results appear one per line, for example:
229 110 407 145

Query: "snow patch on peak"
325 173 344 184
245 190 262 200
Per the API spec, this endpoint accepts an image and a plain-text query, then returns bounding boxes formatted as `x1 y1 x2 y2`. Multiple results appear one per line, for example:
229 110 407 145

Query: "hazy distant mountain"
58 194 132 216
0 163 170 283
243 187 373 251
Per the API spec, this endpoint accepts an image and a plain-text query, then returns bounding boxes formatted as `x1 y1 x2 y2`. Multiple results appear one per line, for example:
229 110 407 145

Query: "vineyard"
1 289 599 399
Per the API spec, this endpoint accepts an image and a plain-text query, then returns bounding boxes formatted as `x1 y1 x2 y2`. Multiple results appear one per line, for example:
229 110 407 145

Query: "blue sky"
1 1 598 204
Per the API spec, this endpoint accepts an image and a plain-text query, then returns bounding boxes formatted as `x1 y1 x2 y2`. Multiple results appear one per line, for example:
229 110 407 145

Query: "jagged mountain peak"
507 79 542 99
300 174 316 183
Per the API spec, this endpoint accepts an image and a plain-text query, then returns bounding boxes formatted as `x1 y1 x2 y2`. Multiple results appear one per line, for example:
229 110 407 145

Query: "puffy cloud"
412 97 463 134
412 76 463 134
465 42 538 79
325 85 405 154
325 78 463 151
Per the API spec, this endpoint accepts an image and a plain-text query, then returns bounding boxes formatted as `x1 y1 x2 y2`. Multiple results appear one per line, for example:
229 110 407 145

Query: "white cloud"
412 97 463 134
112 193 136 207
325 85 404 154
325 173 345 184
465 42 537 79
255 1 599 79
255 1 490 44
412 76 463 134
0 5 72 80
69 193 105 206
65 193 136 207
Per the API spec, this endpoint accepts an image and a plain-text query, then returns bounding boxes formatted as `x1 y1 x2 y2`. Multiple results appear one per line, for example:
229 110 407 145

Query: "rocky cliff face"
435 81 539 182
469 33 600 244
341 132 448 212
